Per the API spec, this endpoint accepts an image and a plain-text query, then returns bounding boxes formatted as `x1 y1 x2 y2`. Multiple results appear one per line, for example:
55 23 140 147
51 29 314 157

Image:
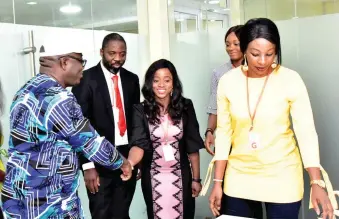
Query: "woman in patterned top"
205 25 243 155
127 59 204 219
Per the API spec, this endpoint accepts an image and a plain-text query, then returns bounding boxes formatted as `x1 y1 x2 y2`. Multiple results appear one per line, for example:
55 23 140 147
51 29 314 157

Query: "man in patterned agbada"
1 44 132 219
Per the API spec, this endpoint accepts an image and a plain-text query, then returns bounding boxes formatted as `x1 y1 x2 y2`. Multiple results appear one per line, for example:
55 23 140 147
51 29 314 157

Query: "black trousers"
86 146 137 219
222 194 301 219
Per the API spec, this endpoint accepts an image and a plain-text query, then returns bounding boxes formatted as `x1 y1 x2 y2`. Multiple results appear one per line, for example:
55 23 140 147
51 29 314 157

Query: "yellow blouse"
201 66 337 207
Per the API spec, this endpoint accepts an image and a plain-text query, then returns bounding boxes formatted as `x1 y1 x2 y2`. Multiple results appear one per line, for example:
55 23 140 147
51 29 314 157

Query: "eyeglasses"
59 55 87 67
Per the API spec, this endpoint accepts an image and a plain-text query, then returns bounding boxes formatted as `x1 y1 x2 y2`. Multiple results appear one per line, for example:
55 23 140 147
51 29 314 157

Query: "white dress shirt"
82 61 128 170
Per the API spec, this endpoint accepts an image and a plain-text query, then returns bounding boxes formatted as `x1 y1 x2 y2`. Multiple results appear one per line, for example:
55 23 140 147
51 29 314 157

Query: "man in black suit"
72 33 140 219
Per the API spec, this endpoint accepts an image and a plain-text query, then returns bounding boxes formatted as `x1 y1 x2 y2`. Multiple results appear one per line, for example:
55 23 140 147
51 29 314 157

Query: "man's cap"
39 43 83 57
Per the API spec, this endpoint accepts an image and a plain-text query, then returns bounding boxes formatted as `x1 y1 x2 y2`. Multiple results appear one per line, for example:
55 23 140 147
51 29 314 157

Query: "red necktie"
112 75 126 136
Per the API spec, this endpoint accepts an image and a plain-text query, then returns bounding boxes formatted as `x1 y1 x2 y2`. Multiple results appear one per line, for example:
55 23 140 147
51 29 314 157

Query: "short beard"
103 59 122 74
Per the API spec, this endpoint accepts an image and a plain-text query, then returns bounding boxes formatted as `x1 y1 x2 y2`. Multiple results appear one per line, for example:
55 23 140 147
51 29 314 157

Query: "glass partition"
13 0 92 27
266 0 295 20
0 0 14 24
243 0 339 21
276 13 339 218
174 12 198 33
91 0 138 33
243 0 267 20
0 0 139 32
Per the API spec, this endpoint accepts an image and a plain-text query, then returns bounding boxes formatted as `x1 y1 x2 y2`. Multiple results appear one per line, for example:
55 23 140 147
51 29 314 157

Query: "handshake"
84 156 134 194
120 157 133 181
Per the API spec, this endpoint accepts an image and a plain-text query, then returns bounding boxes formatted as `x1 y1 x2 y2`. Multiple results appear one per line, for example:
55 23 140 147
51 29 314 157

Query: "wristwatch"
310 180 326 189
204 128 214 137
192 178 202 183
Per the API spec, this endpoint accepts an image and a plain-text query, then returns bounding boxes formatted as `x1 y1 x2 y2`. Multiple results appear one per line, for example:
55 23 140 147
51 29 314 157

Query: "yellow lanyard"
246 73 270 131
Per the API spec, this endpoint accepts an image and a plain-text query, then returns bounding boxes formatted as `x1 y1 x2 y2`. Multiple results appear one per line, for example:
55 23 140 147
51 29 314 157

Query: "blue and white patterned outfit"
1 73 123 218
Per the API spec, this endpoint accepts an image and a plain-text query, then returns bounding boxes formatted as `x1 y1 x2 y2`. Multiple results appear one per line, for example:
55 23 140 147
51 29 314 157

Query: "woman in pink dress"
127 59 204 219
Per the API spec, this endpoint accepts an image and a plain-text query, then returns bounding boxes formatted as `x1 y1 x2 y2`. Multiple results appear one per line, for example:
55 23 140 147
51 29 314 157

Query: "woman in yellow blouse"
202 18 335 219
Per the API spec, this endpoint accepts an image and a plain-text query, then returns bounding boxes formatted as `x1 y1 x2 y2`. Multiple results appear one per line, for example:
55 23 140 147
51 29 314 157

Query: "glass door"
0 24 34 145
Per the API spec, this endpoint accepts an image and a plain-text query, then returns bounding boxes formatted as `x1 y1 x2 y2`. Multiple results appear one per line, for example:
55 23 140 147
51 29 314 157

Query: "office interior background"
0 0 338 218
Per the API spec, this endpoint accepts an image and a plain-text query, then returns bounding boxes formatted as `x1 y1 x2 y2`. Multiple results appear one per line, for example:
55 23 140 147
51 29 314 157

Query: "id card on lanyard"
161 115 175 161
246 71 270 150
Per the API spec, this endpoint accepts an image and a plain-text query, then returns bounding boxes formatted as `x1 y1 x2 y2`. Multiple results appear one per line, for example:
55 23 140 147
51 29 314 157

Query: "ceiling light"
223 8 230 11
27 1 37 5
176 18 185 22
208 0 220 4
210 19 216 22
60 3 82 14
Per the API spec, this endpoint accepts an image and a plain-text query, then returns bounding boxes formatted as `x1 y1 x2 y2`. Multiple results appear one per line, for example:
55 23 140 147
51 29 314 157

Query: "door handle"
22 30 37 77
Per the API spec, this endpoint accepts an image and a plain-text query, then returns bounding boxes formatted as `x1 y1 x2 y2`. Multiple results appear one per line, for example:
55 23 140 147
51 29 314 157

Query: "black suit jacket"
72 62 140 176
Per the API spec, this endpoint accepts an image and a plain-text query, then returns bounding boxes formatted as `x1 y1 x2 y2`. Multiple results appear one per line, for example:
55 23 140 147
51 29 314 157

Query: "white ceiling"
0 0 229 33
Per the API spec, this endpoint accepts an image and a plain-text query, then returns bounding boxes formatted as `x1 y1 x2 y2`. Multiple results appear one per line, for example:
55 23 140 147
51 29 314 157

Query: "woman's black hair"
224 25 243 43
240 18 282 64
142 59 184 125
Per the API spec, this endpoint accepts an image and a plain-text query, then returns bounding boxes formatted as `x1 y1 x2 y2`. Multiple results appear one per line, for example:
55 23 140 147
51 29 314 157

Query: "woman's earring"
170 90 173 96
242 55 248 72
271 57 277 69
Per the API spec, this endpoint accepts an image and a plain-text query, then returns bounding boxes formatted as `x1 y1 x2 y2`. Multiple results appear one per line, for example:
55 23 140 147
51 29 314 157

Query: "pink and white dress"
130 101 204 219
